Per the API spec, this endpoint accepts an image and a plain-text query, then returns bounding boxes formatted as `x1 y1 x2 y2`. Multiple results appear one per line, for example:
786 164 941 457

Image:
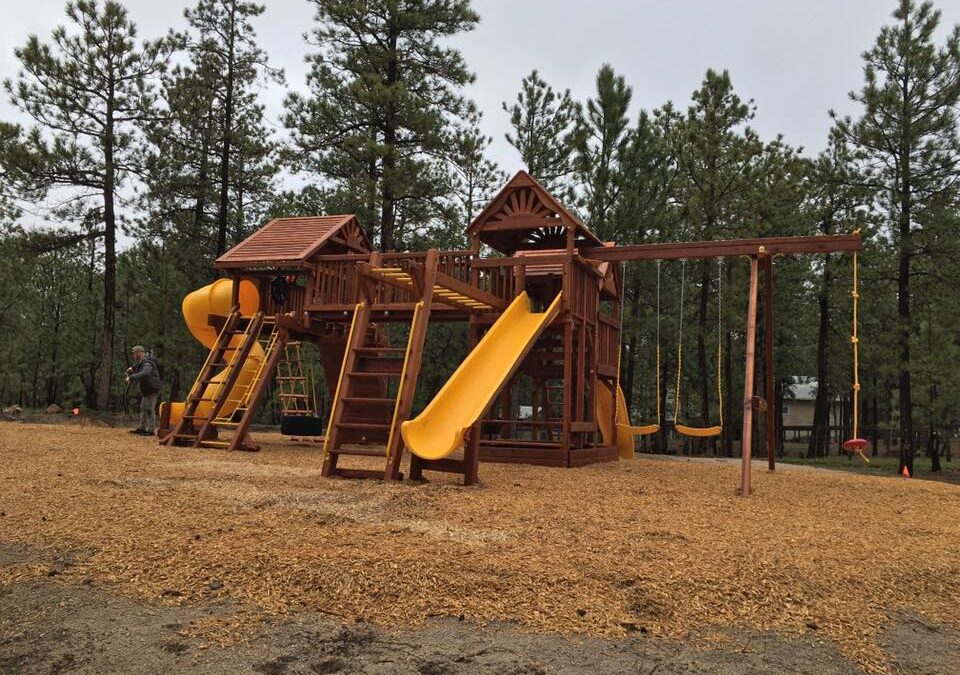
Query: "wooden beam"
764 254 776 472
579 234 862 262
741 256 760 496
482 214 565 231
385 249 438 480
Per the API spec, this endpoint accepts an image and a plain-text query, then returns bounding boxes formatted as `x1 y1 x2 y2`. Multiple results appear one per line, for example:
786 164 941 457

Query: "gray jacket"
130 355 162 396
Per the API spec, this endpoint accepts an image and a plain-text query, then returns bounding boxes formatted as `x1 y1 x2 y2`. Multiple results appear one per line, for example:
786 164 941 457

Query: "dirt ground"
2 422 960 674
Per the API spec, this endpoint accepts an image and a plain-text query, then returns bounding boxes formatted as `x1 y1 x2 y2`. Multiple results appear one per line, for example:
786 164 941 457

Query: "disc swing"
842 247 870 462
673 258 723 438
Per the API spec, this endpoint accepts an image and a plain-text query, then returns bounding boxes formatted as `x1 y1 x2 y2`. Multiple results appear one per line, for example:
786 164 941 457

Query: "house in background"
783 377 840 427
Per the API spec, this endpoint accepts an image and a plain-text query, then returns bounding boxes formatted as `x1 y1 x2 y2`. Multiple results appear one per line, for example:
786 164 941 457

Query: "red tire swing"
843 242 869 462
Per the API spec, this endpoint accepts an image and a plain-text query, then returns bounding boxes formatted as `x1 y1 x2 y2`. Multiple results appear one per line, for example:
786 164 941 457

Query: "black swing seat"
280 414 325 437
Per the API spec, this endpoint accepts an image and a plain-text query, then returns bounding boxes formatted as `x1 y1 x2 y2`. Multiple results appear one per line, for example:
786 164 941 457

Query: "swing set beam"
580 233 862 262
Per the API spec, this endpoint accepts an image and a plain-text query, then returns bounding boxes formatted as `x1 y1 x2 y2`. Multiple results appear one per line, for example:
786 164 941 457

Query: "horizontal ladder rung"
348 371 399 378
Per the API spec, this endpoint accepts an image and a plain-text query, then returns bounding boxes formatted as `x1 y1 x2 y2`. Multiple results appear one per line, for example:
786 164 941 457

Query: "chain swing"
673 258 724 438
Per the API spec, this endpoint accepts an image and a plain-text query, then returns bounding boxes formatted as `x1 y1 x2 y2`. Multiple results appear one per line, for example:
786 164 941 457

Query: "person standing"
126 345 162 436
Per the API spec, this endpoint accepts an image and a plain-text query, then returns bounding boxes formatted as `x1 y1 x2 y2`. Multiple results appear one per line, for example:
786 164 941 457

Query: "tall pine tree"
3 0 170 409
502 70 578 193
832 0 960 474
284 0 478 251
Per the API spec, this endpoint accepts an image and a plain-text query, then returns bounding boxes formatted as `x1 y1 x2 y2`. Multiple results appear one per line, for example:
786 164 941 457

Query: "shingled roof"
214 215 370 270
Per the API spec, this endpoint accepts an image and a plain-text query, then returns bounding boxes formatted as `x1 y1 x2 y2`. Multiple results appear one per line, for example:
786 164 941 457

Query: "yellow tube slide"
401 292 563 461
166 278 262 427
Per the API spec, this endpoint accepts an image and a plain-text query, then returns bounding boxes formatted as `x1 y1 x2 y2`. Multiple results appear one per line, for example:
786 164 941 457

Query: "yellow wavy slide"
401 292 563 461
165 278 265 427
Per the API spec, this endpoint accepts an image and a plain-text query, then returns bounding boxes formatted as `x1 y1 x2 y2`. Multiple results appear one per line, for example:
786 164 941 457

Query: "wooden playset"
158 171 862 494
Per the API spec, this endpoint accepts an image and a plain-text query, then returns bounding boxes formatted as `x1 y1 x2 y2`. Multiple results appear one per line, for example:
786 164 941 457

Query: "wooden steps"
161 310 287 452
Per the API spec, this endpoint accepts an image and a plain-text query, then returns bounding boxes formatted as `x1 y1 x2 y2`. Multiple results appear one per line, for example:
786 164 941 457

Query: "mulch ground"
1 422 959 674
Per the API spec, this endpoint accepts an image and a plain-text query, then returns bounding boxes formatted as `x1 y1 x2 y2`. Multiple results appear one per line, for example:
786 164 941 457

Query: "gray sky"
4 0 960 179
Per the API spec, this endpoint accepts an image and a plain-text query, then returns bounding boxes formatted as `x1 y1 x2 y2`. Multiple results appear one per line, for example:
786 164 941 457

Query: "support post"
764 253 775 471
741 255 760 496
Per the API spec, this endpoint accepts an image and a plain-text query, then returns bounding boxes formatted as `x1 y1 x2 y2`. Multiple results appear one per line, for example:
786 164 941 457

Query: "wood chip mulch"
2 423 959 673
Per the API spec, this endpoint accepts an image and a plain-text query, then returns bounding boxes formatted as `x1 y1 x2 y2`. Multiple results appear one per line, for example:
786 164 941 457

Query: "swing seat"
843 437 869 452
627 423 660 436
675 424 723 438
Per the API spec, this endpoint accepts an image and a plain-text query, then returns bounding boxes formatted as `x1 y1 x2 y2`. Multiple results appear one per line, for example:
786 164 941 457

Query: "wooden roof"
215 215 370 270
467 171 603 254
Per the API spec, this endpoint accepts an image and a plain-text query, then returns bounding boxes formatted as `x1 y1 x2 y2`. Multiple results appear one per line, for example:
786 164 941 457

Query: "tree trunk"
898 191 914 475
46 292 63 405
193 102 214 240
96 103 117 410
378 21 401 252
216 1 237 257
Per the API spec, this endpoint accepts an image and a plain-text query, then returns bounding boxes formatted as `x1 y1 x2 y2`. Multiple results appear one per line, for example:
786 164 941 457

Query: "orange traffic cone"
901 465 910 479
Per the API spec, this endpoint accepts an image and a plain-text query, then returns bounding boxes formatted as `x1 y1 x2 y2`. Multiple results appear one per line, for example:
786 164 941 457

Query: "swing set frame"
581 234 863 496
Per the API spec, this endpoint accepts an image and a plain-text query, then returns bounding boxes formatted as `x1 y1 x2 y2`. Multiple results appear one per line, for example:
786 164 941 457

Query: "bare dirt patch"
2 423 960 673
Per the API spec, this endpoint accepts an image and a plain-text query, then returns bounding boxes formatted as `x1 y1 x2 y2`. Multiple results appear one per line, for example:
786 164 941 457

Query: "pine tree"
666 69 763 450
571 64 636 240
832 0 960 475
185 0 281 256
449 112 505 228
502 70 578 193
144 0 280 260
284 0 478 251
3 0 170 409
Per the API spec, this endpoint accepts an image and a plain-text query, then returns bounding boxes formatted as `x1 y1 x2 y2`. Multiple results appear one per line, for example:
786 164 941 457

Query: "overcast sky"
4 0 960 178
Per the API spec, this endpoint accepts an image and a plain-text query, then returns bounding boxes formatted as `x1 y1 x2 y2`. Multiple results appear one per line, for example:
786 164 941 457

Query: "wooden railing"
260 279 308 317
597 314 619 371
308 250 609 322
312 255 365 307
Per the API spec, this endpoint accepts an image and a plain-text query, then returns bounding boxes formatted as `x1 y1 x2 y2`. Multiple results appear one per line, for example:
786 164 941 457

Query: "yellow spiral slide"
165 278 264 427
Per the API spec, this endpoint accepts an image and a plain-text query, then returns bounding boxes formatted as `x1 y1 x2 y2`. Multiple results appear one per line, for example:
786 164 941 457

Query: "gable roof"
214 215 370 270
467 171 603 254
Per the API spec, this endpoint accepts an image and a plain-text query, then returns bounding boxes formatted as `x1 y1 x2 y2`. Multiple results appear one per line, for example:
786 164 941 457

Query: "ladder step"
348 371 399 378
342 397 395 406
330 446 388 457
355 347 404 353
336 422 391 430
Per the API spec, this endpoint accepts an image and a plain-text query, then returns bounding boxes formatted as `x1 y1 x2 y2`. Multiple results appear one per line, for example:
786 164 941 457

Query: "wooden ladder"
162 311 287 451
202 315 287 451
322 251 439 480
162 310 243 447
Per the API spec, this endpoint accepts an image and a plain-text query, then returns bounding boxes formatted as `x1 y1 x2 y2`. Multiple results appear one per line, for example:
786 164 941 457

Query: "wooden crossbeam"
578 234 862 262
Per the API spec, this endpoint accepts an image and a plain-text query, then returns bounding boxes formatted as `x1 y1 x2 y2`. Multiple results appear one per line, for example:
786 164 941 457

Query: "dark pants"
139 393 158 432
